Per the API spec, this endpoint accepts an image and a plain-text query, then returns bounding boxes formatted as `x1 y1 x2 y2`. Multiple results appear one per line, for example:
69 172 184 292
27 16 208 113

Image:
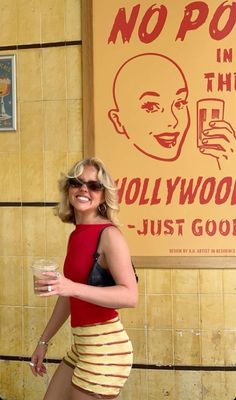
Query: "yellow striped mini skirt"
63 317 133 399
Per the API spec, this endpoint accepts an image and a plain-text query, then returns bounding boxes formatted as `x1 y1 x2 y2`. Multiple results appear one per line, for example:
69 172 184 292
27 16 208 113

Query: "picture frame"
0 55 16 131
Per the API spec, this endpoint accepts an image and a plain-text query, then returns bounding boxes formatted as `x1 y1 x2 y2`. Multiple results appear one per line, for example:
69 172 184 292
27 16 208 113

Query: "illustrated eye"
175 99 188 110
141 101 161 113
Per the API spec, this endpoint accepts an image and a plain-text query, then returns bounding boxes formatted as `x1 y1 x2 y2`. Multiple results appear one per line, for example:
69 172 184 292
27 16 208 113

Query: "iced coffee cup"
31 259 58 295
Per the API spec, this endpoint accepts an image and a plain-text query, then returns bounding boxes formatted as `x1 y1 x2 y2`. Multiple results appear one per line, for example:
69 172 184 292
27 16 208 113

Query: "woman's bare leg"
43 361 73 400
71 386 119 400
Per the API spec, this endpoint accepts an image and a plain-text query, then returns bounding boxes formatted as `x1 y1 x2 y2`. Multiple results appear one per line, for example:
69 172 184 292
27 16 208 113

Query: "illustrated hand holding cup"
31 259 59 295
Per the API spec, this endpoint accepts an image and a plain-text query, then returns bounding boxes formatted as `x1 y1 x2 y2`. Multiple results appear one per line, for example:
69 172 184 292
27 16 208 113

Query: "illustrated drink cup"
197 98 224 149
31 259 58 294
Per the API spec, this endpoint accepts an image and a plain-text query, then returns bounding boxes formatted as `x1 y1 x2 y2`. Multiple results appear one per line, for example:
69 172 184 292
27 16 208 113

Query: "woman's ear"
108 109 129 138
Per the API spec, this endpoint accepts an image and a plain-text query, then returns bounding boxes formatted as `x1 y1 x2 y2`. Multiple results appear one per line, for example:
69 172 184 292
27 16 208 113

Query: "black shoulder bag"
87 227 138 287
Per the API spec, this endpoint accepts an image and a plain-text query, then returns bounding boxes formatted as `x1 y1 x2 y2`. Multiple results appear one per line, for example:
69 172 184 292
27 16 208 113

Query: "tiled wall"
1 1 236 400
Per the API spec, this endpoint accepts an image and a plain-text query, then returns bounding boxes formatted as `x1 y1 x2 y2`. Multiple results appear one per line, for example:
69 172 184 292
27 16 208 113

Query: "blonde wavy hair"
54 158 120 226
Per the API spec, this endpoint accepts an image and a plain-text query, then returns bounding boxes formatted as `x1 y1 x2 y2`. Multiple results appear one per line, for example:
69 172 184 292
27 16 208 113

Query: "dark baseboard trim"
1 356 236 371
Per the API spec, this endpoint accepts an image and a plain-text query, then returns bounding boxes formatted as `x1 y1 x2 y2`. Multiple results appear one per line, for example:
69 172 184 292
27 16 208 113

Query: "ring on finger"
48 285 52 292
29 362 35 367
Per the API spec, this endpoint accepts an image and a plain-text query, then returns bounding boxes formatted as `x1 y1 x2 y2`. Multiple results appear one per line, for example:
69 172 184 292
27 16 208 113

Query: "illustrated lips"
154 132 180 148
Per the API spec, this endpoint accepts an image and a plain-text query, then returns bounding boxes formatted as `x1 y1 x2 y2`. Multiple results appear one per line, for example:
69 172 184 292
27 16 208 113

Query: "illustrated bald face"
109 54 190 161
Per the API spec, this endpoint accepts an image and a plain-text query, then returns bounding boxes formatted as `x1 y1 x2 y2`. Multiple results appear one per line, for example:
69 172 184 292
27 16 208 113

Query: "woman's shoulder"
101 224 124 245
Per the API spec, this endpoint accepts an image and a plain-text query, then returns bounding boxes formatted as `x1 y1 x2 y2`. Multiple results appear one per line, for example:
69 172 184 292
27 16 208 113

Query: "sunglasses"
68 177 104 192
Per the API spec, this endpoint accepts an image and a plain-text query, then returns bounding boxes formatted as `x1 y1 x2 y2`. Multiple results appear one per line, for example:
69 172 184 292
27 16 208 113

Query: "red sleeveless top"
63 223 118 327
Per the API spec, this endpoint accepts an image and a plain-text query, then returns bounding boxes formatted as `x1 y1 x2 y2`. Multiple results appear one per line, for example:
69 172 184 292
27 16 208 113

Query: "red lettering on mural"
176 1 209 41
204 71 236 92
179 177 204 204
209 1 236 40
108 2 236 44
217 48 233 62
137 218 185 236
116 176 236 206
166 177 181 204
138 4 167 43
192 218 236 236
108 4 140 44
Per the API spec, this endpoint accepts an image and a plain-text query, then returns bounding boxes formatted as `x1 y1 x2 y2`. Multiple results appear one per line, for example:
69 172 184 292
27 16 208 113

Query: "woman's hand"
199 120 236 171
29 343 48 377
34 272 77 297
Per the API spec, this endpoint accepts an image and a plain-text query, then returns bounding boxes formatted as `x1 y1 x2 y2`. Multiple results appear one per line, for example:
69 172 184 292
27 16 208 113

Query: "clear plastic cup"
31 259 58 295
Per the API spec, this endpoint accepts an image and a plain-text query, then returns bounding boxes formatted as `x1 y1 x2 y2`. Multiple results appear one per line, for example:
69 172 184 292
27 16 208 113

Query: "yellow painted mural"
92 0 236 257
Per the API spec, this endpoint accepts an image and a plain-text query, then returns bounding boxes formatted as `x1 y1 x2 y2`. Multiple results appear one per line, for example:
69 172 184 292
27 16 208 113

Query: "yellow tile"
225 371 236 399
148 330 173 365
172 269 198 293
0 208 22 256
21 152 44 201
174 330 200 365
17 0 41 44
120 369 147 400
201 330 224 365
20 101 44 151
0 0 18 45
224 331 236 365
18 49 43 101
22 207 46 256
147 295 172 329
0 129 19 152
0 256 22 305
173 295 199 329
200 269 223 293
67 99 83 152
23 306 47 355
175 371 201 399
46 307 72 358
65 0 81 41
201 371 225 400
120 295 145 329
147 269 171 294
42 47 66 100
224 294 236 329
66 46 82 99
200 294 224 330
134 268 145 294
126 328 147 364
23 361 48 399
44 100 67 151
0 361 23 399
41 0 65 43
0 306 22 354
223 269 236 293
44 151 67 201
45 207 73 258
148 370 175 400
67 151 84 170
0 152 21 201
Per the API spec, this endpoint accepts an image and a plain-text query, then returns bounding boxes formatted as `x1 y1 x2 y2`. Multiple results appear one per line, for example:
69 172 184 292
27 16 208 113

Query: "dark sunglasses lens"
68 178 82 188
87 181 104 191
68 178 103 191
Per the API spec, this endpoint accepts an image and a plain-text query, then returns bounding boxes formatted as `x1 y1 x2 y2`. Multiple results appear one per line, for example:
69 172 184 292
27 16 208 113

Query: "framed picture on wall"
0 55 16 131
81 0 236 268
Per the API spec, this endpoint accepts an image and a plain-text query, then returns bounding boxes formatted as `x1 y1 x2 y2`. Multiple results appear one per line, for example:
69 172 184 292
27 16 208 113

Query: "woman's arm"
30 296 70 376
39 296 70 342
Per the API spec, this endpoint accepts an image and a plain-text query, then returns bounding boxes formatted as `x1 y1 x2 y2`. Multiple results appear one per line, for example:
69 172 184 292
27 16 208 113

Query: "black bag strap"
93 226 109 261
93 226 138 282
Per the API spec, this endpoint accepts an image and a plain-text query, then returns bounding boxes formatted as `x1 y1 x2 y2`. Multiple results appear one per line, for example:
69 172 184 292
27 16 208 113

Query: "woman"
30 157 138 400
